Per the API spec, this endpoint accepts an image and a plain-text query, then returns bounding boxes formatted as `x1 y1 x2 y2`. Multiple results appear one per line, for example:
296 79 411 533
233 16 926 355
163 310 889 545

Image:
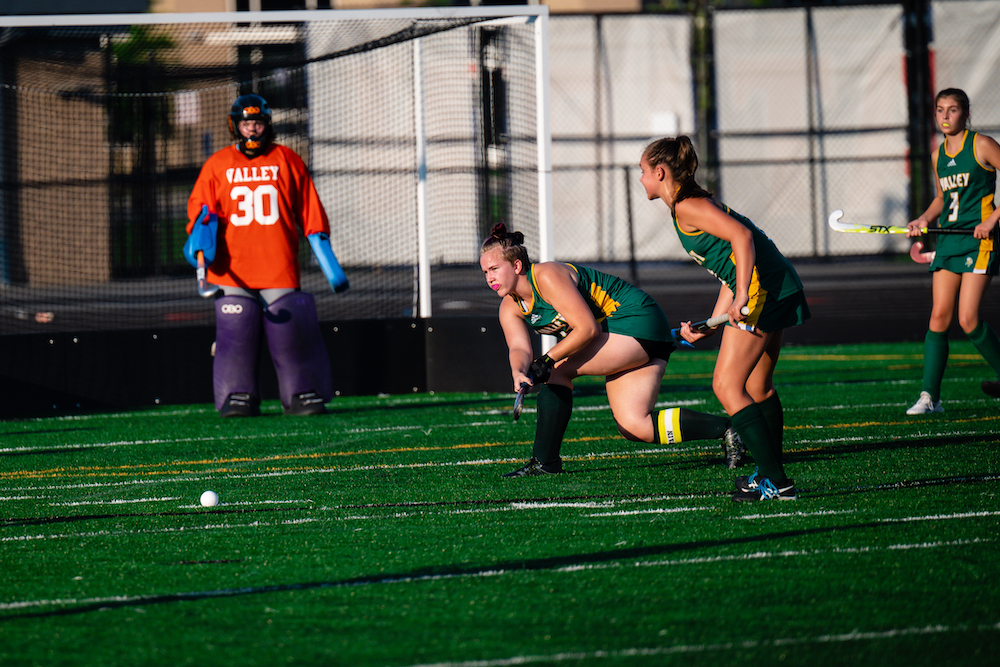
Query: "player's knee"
958 314 980 334
615 418 652 443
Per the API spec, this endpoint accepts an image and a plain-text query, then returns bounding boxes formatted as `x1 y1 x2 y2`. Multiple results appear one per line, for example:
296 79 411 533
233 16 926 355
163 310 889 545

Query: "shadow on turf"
783 433 1000 466
7 470 998 621
0 505 313 529
1 514 928 622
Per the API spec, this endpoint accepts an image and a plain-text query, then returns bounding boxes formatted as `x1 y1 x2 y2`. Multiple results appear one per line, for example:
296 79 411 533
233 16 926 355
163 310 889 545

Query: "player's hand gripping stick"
671 307 751 347
512 375 533 422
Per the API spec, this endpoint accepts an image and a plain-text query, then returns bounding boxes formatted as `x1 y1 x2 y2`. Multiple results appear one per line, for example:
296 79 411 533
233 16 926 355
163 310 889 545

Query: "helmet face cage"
228 94 275 157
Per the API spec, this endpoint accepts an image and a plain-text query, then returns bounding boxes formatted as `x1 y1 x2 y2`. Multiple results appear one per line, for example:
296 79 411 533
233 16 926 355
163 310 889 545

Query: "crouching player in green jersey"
481 223 744 477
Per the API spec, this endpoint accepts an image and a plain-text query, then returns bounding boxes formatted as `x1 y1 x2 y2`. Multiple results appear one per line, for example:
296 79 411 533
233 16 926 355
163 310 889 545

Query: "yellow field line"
0 436 610 481
6 409 997 483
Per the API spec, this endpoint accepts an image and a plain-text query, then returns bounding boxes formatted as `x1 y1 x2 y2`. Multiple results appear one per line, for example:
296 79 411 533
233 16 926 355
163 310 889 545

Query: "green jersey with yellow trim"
934 130 997 262
672 201 803 313
513 263 671 342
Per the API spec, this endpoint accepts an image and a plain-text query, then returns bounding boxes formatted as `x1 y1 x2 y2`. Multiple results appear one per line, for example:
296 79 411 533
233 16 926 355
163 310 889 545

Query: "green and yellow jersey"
513 263 672 343
672 201 804 316
932 130 997 274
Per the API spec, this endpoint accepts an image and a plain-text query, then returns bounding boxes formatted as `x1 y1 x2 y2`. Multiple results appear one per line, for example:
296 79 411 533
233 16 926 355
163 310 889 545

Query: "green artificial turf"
1 342 997 666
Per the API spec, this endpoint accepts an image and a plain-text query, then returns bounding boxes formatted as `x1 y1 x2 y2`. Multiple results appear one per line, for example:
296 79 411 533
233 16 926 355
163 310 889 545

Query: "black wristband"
529 354 555 384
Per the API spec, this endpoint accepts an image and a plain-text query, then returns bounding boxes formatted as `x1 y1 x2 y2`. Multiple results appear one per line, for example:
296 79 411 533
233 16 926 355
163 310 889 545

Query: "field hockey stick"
512 375 533 421
671 307 751 345
195 250 221 298
828 209 974 235
910 240 935 264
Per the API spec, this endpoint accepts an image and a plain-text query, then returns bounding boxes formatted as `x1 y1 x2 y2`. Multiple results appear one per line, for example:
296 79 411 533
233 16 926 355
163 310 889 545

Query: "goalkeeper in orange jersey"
184 94 348 417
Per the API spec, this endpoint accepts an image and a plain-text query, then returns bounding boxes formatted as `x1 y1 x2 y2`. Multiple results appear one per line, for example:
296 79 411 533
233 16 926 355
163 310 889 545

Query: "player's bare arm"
498 297 534 389
531 262 601 364
675 197 754 323
973 133 1000 239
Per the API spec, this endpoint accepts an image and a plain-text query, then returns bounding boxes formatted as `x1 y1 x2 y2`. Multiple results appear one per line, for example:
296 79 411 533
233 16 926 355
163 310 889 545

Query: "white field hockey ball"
200 490 219 507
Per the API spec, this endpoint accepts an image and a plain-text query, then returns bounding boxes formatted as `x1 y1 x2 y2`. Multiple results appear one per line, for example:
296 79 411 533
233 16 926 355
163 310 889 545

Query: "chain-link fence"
549 0 1000 264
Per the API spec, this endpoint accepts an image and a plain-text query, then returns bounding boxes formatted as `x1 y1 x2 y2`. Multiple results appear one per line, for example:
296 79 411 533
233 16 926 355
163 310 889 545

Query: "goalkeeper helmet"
228 94 274 158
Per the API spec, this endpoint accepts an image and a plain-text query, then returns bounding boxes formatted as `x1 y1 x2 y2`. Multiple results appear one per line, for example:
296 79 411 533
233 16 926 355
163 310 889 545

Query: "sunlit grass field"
2 342 998 666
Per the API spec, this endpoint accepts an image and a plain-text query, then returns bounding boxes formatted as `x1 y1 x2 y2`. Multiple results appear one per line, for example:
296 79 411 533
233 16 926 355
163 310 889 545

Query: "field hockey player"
481 223 745 477
641 136 810 501
904 88 1000 414
186 94 348 418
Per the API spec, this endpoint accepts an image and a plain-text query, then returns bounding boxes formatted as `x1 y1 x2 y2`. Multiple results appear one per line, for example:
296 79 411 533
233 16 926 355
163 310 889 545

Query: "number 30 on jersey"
230 184 279 226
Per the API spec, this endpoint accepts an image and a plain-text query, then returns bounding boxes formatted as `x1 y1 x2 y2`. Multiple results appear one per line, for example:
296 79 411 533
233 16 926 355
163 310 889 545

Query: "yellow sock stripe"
656 408 683 444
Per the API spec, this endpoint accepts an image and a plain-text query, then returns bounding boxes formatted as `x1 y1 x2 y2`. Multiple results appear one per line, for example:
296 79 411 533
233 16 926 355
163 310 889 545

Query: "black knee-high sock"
758 393 784 464
651 408 729 444
731 403 787 484
532 384 573 465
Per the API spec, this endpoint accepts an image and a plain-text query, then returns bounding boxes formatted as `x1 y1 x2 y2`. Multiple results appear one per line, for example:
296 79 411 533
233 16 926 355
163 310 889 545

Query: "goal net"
0 7 550 334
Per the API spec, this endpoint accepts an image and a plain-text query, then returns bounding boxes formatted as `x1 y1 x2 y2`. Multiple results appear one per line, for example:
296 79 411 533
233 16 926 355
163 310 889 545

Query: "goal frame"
0 6 552 320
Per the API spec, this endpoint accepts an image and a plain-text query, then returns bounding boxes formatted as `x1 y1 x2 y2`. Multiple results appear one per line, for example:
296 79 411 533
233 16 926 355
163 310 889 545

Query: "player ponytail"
481 222 529 266
643 136 713 213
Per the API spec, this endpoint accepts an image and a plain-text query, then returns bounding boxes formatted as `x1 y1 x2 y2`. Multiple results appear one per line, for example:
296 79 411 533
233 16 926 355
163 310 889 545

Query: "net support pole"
535 11 553 265
534 11 555 354
414 38 432 319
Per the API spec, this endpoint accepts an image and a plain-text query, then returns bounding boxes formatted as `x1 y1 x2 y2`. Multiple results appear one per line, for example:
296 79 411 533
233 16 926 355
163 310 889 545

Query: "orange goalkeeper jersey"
187 144 331 289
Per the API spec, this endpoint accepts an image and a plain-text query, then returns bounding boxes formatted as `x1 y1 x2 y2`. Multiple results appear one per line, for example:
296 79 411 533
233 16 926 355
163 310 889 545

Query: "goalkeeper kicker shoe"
906 391 943 415
285 390 327 416
732 477 797 501
982 380 1000 399
722 427 746 469
503 457 564 477
220 392 260 418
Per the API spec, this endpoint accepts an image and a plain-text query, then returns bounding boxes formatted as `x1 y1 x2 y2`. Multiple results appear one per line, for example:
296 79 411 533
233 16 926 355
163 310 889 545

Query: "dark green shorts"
930 248 999 276
744 290 810 333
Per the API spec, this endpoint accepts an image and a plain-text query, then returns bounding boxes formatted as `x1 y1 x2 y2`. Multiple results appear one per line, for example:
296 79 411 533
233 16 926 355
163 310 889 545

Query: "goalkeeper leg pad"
263 291 333 412
213 295 263 411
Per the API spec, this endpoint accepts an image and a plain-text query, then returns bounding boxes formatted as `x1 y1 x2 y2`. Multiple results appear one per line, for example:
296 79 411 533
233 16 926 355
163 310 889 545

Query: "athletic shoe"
982 380 1000 399
905 391 943 415
734 466 760 493
285 391 327 416
502 457 564 477
731 477 797 501
220 392 260 418
722 427 746 469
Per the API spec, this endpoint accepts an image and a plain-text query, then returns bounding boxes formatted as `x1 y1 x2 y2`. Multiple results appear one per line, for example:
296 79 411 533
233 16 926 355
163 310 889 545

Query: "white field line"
0 431 339 455
794 428 999 446
48 497 180 507
399 619 1000 667
1 442 722 494
469 398 707 417
3 386 994 455
5 494 994 546
0 537 992 615
1 437 991 494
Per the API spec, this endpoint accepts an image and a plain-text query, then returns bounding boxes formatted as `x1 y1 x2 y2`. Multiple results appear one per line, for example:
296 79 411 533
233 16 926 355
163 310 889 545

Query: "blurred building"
150 1 642 16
